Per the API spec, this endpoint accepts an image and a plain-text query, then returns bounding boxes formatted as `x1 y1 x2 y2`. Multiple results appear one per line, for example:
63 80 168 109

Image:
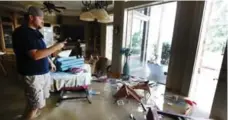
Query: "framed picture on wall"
1 22 14 52
3 24 13 48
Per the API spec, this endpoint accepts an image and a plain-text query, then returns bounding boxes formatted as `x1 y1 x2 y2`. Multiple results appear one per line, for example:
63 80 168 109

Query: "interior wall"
210 47 227 120
165 1 205 96
60 16 85 25
44 15 57 24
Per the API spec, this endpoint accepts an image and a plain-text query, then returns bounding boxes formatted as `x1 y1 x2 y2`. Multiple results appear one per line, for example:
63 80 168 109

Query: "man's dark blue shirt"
12 25 49 75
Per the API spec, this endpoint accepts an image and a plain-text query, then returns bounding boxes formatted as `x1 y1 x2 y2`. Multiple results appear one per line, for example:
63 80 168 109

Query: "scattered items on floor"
122 74 130 81
146 108 160 120
162 94 196 115
184 99 197 106
88 89 100 95
129 113 136 120
109 77 159 113
132 81 151 94
109 78 122 84
113 84 147 111
92 75 108 82
146 107 204 120
109 77 197 117
130 75 147 82
117 100 125 106
165 94 197 107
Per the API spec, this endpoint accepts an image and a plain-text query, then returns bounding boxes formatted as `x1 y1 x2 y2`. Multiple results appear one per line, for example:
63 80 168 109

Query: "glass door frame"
125 7 150 70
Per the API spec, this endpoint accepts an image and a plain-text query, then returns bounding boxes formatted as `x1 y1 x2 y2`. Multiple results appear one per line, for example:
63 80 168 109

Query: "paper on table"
57 50 72 57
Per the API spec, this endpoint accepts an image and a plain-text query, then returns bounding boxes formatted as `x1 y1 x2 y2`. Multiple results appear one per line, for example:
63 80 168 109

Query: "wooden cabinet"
0 13 24 53
0 14 19 77
0 13 18 53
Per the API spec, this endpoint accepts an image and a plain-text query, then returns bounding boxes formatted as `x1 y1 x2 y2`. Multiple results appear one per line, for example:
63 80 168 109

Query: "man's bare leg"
22 105 39 120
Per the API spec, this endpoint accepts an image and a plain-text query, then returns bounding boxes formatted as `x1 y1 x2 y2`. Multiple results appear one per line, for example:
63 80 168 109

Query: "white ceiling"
0 1 113 16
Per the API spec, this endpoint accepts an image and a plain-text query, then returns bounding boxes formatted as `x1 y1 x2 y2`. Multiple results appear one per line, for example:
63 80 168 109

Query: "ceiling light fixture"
79 1 95 21
80 1 112 23
80 11 95 21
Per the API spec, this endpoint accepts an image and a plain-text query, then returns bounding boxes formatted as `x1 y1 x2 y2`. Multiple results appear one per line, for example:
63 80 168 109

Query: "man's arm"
29 41 66 60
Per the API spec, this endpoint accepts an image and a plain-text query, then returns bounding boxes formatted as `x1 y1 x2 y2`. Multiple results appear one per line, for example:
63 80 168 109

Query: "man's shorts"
21 72 51 109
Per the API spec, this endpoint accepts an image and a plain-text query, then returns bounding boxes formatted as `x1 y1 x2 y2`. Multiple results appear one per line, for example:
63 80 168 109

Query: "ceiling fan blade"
55 6 66 9
47 8 51 13
43 2 48 6
54 8 61 13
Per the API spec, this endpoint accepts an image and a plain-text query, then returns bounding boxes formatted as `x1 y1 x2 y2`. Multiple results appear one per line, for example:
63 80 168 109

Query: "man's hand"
50 62 56 72
48 57 56 72
54 40 67 50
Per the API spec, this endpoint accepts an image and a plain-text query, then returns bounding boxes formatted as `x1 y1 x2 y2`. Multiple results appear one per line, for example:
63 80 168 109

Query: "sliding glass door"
125 8 149 75
125 2 177 84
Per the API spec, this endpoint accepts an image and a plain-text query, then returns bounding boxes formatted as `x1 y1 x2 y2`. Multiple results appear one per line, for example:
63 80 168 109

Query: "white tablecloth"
50 64 92 91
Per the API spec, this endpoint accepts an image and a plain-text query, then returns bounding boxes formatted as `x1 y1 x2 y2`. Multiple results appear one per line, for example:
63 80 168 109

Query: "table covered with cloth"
50 64 92 92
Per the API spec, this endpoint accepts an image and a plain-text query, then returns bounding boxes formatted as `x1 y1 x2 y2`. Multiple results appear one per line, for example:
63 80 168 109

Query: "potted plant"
161 42 171 65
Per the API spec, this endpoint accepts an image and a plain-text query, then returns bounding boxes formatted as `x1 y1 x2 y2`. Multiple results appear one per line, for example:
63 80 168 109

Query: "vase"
123 56 130 76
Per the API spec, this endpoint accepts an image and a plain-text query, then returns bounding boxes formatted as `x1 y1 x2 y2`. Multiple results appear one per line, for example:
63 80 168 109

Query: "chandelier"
79 1 112 23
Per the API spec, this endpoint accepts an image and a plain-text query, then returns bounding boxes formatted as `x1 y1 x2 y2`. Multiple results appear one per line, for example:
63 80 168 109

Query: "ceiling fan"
42 1 66 13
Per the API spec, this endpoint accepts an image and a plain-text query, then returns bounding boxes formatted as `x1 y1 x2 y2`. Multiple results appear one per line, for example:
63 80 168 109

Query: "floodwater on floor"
0 76 212 120
0 77 146 120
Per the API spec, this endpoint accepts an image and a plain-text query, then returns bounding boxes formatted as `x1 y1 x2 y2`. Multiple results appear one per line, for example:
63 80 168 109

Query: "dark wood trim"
0 22 4 52
125 1 173 10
